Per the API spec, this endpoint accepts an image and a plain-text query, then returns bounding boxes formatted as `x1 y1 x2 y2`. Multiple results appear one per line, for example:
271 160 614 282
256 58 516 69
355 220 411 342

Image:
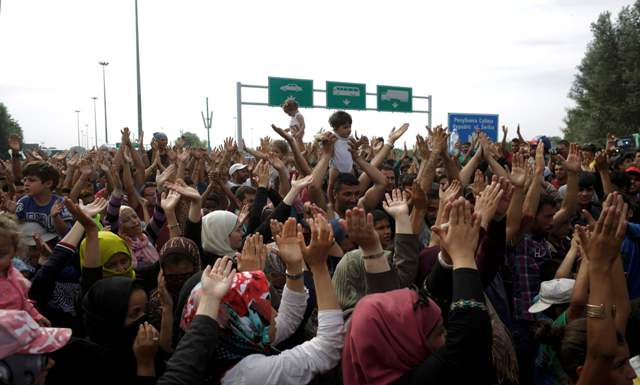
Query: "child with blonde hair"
0 214 50 326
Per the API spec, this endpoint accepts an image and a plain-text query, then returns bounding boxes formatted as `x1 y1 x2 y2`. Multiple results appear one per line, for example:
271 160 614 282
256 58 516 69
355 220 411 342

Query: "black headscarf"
82 277 146 350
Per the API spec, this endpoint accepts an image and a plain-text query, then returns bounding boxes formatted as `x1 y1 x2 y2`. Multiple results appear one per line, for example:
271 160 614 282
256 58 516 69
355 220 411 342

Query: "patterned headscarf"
180 270 274 362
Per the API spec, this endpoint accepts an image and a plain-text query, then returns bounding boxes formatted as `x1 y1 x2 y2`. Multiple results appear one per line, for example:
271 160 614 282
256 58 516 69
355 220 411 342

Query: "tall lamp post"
75 110 81 147
91 97 98 148
134 0 143 138
99 61 109 143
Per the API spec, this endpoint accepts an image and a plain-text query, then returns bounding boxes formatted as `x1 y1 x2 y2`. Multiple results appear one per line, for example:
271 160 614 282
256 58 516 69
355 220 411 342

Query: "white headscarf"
201 210 238 257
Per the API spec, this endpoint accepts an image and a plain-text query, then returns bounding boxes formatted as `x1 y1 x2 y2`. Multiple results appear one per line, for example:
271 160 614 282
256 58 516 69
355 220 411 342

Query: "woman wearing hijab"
179 216 344 385
44 199 160 385
184 210 243 267
148 237 201 352
79 231 136 294
342 198 494 385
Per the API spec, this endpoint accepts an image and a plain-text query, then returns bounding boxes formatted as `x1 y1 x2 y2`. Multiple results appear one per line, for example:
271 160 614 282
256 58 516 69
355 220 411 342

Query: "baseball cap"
528 278 575 314
20 222 57 247
0 310 71 359
229 163 248 177
626 166 640 176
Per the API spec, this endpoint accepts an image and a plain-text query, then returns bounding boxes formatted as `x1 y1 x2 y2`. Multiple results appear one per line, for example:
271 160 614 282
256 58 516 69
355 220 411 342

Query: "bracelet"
437 252 453 270
362 251 385 260
285 270 304 280
586 303 616 319
450 299 487 312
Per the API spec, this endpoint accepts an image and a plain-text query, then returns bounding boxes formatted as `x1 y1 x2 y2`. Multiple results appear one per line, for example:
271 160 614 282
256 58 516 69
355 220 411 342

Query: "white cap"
20 222 57 247
528 278 575 313
229 163 248 177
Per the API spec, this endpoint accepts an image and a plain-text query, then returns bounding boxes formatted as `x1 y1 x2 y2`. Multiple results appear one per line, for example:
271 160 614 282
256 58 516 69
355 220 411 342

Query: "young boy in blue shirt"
15 161 73 237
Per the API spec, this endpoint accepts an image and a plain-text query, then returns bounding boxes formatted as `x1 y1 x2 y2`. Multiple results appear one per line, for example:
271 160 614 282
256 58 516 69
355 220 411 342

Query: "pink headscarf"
342 288 442 385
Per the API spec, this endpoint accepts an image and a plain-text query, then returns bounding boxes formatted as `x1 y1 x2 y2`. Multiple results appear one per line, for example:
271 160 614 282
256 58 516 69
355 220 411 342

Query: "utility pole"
75 110 81 147
99 61 109 143
201 97 213 151
134 0 143 138
91 97 98 148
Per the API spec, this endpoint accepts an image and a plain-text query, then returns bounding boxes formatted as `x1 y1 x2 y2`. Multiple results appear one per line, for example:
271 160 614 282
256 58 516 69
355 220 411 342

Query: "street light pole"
99 61 109 143
75 110 81 147
134 0 143 138
91 97 98 149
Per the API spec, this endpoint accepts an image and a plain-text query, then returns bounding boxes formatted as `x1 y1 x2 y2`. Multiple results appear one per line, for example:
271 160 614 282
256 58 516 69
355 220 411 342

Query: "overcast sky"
0 0 632 149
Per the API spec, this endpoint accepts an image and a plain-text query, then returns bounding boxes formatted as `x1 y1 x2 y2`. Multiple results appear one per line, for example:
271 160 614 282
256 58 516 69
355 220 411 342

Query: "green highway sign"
377 85 413 112
326 81 366 110
268 77 313 107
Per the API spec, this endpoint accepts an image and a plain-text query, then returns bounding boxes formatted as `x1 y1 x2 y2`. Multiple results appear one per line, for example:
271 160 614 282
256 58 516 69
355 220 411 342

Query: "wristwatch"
285 270 304 280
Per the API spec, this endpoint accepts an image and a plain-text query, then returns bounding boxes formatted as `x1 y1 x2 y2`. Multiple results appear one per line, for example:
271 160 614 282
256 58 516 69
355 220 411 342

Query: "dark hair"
558 140 570 147
400 174 417 187
581 144 597 153
537 194 558 213
611 171 631 191
22 161 60 189
333 172 359 193
534 318 626 383
578 172 596 189
235 185 257 201
371 209 389 223
328 111 352 130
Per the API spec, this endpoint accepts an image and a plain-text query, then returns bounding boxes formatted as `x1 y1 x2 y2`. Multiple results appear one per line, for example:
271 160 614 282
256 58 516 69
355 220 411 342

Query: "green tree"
0 103 24 158
180 132 207 148
564 1 640 145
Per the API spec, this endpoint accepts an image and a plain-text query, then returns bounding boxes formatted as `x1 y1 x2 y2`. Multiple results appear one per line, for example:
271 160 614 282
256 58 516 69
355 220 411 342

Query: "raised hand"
558 143 581 174
299 214 334 268
343 207 381 253
133 322 159 368
50 199 63 218
267 152 285 171
534 140 545 174
471 169 487 197
200 256 235 301
157 270 173 310
271 124 293 141
63 198 98 232
177 148 190 163
415 134 431 160
510 153 527 188
430 125 449 154
275 217 304 266
579 193 628 267
237 233 266 272
166 178 200 201
238 204 251 225
474 180 505 229
79 197 108 218
121 127 131 147
388 123 409 145
439 179 462 203
160 189 181 212
290 174 314 191
431 197 481 267
382 189 409 219
594 151 608 171
79 160 92 178
409 182 427 210
502 125 508 136
67 153 81 169
494 176 514 220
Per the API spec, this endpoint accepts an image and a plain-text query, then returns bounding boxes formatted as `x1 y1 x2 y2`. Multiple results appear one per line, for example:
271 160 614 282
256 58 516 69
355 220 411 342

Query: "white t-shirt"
289 112 303 130
333 135 353 173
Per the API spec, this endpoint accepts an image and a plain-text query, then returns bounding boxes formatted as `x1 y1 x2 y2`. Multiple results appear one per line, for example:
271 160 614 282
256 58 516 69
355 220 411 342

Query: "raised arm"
357 124 409 188
522 141 545 225
506 153 527 242
577 194 628 385
308 133 335 210
554 143 581 224
271 124 312 176
351 139 388 211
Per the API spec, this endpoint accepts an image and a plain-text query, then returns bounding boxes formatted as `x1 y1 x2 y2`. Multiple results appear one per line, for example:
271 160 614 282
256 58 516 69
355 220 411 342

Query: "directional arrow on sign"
392 102 399 108
343 99 351 106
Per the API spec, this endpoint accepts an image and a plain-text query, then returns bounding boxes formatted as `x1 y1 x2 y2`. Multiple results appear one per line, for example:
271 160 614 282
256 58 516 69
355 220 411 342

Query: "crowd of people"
1 99 640 385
